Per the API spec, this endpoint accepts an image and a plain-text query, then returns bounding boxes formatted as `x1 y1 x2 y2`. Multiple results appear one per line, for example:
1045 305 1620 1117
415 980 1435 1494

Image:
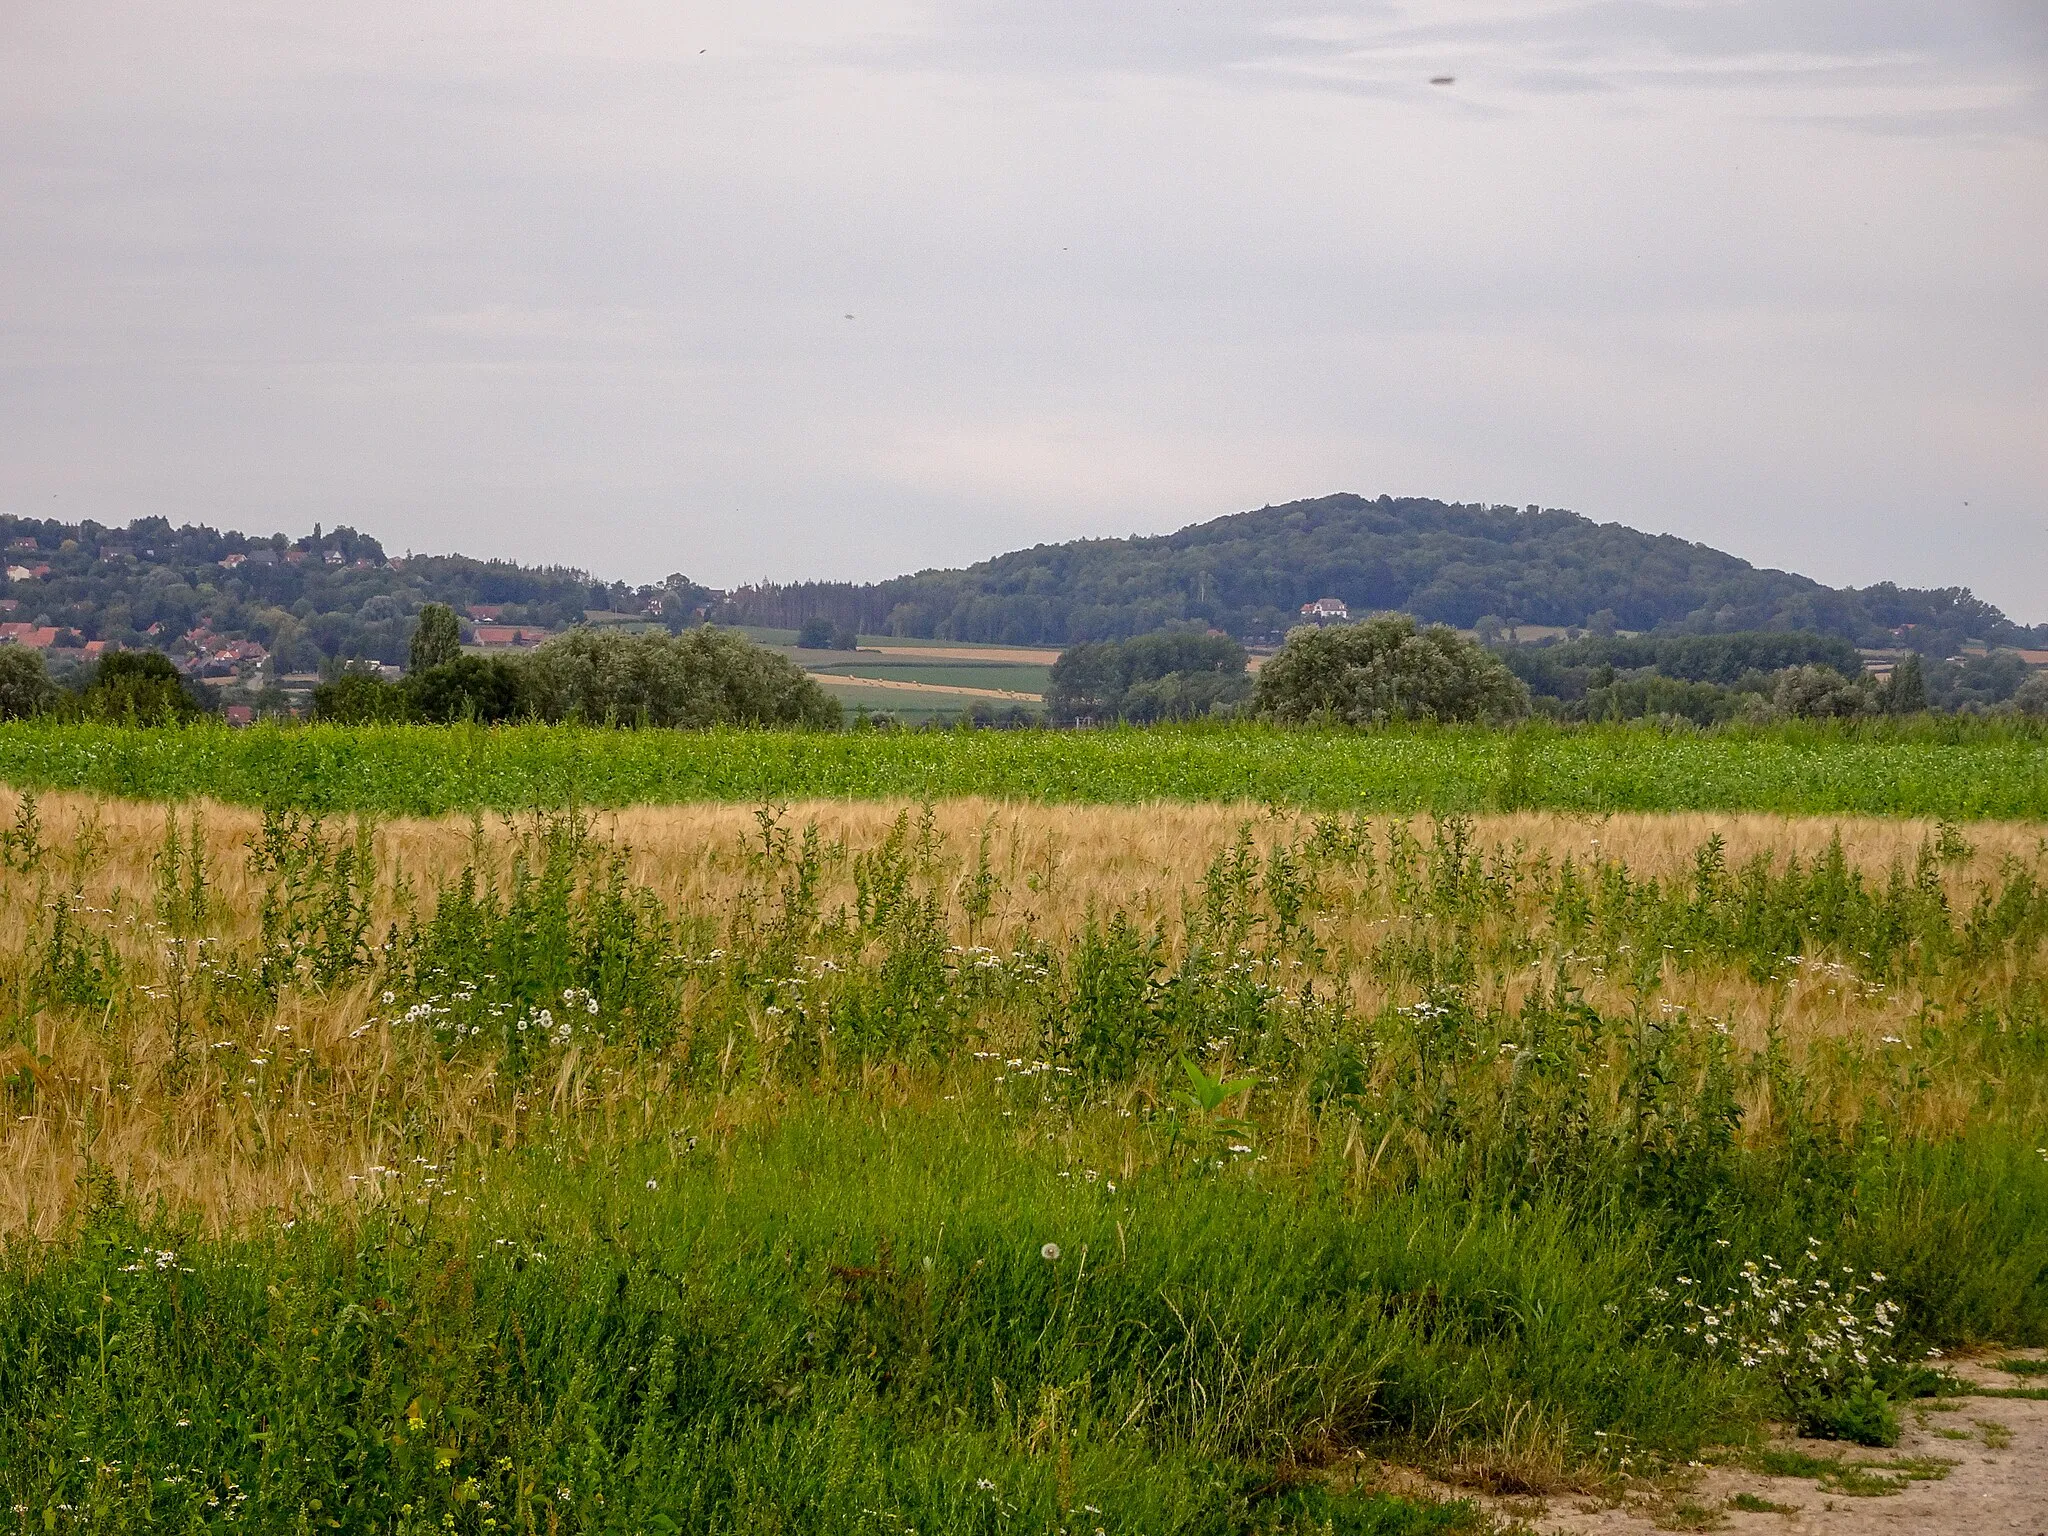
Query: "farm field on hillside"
0 719 2041 819
2 791 2047 1531
809 658 1054 694
809 678 1014 721
731 627 1055 713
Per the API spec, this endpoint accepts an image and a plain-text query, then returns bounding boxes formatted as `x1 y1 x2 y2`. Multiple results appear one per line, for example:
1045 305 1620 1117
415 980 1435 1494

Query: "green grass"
1728 1491 1797 1513
0 718 2041 817
848 633 1059 654
807 682 985 724
730 624 803 646
1748 1448 1955 1496
7 1104 1616 1533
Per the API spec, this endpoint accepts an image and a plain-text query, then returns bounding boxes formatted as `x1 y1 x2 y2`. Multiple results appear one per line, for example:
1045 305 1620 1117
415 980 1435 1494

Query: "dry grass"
2 790 2041 1239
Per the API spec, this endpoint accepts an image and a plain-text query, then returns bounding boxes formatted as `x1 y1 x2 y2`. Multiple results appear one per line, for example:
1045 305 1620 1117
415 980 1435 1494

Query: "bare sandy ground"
1499 1351 2048 1535
812 673 1042 702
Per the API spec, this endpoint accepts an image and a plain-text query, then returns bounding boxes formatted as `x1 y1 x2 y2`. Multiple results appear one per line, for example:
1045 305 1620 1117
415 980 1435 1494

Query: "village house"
470 624 553 649
1298 597 1350 622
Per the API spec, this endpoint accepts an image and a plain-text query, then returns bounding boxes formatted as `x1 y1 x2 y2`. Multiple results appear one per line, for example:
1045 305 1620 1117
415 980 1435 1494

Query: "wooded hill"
0 515 712 672
722 494 2039 654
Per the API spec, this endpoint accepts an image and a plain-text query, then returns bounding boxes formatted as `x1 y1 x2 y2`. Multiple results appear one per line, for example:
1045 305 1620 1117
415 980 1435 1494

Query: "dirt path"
1506 1351 2048 1535
812 674 1043 702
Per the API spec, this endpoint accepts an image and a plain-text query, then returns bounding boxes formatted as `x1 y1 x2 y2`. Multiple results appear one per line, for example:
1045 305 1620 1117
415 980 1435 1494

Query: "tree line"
0 609 839 729
310 608 840 727
4 604 2041 733
1047 620 2048 728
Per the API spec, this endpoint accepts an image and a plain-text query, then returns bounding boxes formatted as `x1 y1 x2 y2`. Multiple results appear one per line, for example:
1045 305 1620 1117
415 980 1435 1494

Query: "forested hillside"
0 515 711 672
723 493 2038 652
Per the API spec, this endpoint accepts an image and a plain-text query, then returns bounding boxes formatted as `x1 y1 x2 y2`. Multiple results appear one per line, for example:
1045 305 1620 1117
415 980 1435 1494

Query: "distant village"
0 519 699 723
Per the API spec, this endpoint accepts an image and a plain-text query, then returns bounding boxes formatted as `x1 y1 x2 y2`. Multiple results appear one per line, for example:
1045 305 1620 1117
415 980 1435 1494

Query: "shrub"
1254 613 1529 726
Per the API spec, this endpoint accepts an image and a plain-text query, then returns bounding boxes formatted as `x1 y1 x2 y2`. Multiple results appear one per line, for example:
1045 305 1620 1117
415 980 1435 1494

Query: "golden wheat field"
2 789 2041 1240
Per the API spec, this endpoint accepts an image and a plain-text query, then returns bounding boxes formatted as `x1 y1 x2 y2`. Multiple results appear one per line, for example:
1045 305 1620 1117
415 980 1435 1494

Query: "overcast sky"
4 2 2044 617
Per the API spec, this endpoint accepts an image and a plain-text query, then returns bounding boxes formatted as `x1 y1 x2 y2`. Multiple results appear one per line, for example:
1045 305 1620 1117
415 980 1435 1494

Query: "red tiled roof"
470 625 552 646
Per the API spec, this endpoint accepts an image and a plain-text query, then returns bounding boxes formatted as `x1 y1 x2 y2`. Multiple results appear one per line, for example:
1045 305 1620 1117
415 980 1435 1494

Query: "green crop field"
0 718 2040 818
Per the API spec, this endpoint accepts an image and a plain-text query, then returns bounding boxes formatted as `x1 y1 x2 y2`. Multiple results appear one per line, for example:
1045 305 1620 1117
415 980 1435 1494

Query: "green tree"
796 617 835 650
77 650 208 723
1046 631 1250 724
1252 613 1529 726
1881 653 1927 714
403 655 526 723
0 647 56 720
2011 674 2048 719
517 627 841 728
1770 664 1878 720
408 603 462 672
311 668 410 724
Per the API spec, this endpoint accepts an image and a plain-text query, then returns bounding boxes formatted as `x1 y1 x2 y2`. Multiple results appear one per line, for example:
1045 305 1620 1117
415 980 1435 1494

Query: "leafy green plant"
0 787 41 873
